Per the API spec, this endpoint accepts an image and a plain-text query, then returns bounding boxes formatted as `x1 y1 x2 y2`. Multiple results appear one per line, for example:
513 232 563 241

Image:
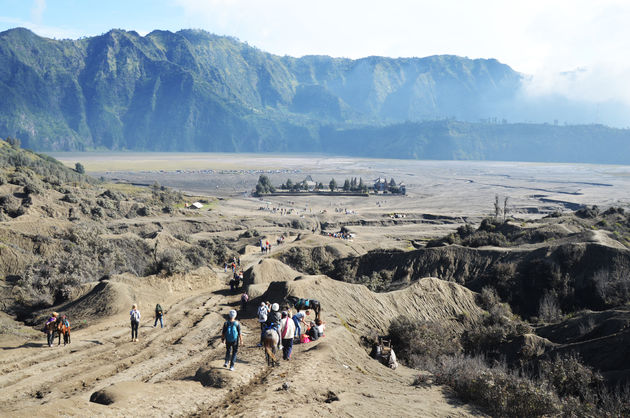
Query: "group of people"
43 312 70 347
260 239 272 253
324 231 353 240
224 256 241 273
229 270 244 292
256 300 325 361
128 303 165 342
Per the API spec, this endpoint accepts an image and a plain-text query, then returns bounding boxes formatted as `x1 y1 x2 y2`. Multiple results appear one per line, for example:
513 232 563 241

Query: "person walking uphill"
221 310 242 371
44 312 58 347
130 304 141 342
154 304 164 328
257 302 268 346
280 311 296 360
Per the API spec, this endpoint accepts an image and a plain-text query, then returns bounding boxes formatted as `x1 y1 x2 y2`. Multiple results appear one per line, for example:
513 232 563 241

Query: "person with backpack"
221 310 242 371
280 311 296 360
154 304 164 328
130 304 141 342
256 302 268 347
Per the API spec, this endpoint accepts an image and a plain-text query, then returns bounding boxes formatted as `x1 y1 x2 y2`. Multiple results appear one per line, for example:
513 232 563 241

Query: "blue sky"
1 0 630 107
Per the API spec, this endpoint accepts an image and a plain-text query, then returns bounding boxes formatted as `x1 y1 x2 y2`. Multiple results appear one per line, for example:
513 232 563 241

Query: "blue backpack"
225 321 239 343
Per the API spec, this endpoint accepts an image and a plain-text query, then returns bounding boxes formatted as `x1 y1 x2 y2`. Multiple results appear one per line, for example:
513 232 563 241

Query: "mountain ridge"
1 27 630 163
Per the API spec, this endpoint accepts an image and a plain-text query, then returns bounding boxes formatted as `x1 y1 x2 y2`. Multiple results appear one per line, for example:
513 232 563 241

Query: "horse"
262 328 280 367
55 317 71 346
292 298 322 321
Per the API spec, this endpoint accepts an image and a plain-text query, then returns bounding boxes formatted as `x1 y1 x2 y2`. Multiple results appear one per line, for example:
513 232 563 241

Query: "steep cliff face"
330 242 630 317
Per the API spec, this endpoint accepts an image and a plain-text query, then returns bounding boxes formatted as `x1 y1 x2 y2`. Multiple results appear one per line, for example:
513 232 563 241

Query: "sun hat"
229 309 237 319
272 303 279 312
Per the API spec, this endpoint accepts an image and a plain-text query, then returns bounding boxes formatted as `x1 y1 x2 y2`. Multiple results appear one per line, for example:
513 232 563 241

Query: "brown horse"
262 328 279 367
55 317 71 346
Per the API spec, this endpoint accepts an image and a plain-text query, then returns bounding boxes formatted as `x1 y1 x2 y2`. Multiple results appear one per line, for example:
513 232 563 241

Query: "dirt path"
0 250 484 417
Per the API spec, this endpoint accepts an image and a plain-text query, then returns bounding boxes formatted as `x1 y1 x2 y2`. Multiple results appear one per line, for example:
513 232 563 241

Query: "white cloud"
0 16 79 39
31 0 46 24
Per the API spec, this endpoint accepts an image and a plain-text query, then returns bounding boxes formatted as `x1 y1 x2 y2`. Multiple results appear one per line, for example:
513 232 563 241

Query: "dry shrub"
357 271 389 292
197 238 233 266
157 248 190 275
539 354 603 400
433 355 558 417
388 316 460 368
538 292 562 323
463 288 531 355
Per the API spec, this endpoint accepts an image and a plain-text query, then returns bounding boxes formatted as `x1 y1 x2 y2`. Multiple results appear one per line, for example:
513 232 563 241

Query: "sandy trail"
0 246 484 417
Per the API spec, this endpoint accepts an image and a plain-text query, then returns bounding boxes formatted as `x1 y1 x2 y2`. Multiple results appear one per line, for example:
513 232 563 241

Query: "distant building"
399 183 406 195
303 175 316 190
190 202 203 209
374 177 387 192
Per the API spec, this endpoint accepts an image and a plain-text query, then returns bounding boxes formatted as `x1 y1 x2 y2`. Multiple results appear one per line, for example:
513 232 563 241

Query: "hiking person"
240 292 249 312
280 311 296 360
44 312 58 347
266 303 282 349
130 304 141 342
307 321 320 341
315 318 325 336
221 310 242 371
292 311 307 342
154 304 164 328
257 302 268 346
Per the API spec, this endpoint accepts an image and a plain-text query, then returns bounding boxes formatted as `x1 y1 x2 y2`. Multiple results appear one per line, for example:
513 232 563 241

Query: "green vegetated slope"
3 27 629 162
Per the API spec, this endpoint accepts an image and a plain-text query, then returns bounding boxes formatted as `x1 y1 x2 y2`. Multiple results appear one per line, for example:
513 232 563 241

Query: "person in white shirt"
280 311 296 360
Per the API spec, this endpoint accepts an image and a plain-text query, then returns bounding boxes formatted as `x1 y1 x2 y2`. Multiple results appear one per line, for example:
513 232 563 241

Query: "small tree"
538 292 562 323
359 178 366 193
329 178 337 192
255 175 275 195
285 179 293 190
6 137 20 148
317 182 324 190
75 162 85 174
343 179 351 191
